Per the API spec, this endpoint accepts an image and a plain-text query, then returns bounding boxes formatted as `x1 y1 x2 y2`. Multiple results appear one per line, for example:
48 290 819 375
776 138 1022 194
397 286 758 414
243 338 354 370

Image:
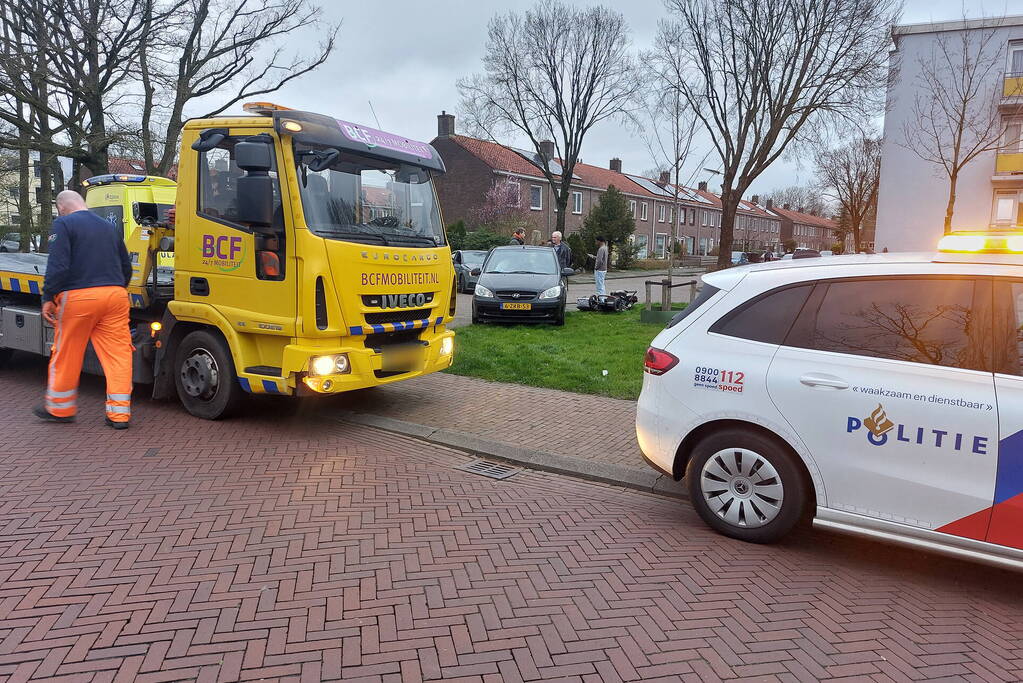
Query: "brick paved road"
329 373 642 469
2 358 1023 681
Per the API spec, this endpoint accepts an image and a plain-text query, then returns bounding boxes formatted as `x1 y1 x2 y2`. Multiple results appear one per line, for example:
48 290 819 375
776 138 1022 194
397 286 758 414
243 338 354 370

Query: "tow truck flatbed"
0 253 47 295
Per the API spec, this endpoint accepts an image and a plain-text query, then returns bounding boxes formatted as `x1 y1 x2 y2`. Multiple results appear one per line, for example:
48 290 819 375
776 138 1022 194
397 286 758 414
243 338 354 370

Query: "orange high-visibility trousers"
46 286 132 422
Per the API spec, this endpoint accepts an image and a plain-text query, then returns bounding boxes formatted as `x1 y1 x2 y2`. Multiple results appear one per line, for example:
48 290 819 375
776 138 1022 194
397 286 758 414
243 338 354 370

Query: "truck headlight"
440 336 454 356
539 285 562 299
310 353 350 375
474 284 494 298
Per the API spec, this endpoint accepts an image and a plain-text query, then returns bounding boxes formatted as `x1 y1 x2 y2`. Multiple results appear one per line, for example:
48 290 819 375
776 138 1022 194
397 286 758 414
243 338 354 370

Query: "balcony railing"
1004 72 1023 99
996 151 1023 174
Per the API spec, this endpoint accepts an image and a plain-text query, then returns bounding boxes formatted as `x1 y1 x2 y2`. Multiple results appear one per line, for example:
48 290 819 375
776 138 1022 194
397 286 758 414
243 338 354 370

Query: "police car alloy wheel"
685 429 807 543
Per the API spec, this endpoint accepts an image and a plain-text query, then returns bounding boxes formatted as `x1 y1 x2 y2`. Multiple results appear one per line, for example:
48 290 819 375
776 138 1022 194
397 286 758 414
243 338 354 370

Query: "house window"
573 191 583 214
634 234 649 258
641 202 648 220
1005 118 1023 153
33 163 40 178
994 190 1022 226
689 208 696 225
507 180 521 207
629 199 636 216
1009 40 1023 76
530 185 542 210
7 187 15 199
658 204 666 222
655 232 667 256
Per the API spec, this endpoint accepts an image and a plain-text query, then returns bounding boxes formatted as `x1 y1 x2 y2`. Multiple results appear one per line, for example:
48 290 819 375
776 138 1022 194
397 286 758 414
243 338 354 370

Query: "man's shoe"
32 405 74 423
105 418 129 430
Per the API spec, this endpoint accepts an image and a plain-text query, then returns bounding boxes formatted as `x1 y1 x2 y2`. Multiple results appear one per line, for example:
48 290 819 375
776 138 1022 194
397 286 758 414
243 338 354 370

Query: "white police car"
637 232 1023 569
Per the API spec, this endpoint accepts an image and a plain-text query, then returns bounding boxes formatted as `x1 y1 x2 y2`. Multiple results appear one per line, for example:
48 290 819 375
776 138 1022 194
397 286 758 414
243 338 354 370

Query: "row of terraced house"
429 112 838 257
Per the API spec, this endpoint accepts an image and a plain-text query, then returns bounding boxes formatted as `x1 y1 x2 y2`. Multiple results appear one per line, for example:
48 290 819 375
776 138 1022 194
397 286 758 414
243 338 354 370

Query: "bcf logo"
202 234 242 260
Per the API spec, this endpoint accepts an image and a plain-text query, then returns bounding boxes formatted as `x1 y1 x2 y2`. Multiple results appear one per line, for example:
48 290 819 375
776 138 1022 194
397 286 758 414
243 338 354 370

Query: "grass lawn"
446 307 680 400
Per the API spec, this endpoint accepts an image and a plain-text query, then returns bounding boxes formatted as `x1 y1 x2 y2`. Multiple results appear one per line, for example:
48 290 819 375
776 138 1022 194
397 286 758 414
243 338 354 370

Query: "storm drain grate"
457 459 520 480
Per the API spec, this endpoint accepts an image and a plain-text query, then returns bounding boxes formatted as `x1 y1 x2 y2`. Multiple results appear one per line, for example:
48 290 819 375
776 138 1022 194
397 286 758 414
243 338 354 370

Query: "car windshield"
484 249 557 275
294 143 445 248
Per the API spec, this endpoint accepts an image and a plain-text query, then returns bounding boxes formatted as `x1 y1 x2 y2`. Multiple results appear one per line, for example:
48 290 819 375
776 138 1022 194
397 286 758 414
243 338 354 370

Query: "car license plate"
501 302 532 310
381 347 421 371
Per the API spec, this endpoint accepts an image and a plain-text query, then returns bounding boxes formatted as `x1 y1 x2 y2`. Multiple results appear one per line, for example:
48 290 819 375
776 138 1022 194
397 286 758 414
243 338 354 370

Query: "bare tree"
901 25 1019 233
766 185 829 217
815 137 881 251
458 0 638 236
640 42 700 281
659 0 898 269
138 0 338 176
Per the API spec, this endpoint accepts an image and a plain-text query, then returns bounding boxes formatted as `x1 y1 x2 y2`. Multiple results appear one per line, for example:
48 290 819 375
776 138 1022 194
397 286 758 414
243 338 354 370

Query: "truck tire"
0 348 12 367
174 329 243 420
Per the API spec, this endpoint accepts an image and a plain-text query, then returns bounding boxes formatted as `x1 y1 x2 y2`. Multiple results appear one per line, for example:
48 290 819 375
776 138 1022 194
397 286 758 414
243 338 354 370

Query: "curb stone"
331 410 689 500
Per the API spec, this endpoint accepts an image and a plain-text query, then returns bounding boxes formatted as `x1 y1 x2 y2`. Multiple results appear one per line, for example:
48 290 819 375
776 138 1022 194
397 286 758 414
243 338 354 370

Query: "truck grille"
364 308 432 325
363 328 422 350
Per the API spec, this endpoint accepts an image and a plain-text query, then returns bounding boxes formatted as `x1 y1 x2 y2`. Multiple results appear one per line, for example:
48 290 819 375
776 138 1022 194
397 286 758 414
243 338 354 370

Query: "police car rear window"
666 284 720 328
709 284 813 344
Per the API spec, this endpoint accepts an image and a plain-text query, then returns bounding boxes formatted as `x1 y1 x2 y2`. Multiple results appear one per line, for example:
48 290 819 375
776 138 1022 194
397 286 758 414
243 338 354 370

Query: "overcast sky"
246 0 1012 197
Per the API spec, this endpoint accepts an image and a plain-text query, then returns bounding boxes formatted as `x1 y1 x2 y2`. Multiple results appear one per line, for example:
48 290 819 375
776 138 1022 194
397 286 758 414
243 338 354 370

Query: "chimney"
538 140 556 161
609 158 622 173
437 111 455 138
783 203 791 210
658 171 670 184
766 199 773 210
698 181 707 191
751 194 760 205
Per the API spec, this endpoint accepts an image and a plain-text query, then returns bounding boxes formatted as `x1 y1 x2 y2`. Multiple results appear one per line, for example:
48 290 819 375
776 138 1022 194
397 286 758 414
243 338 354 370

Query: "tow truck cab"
83 174 177 268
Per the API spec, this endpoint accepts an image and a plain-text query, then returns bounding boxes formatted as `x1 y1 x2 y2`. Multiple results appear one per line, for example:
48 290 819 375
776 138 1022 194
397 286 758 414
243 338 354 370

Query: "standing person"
550 230 572 270
594 236 609 295
509 228 526 245
34 190 134 429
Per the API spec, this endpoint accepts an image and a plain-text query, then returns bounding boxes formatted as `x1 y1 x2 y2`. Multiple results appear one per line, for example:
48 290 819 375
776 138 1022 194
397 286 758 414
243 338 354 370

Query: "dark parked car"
471 246 573 325
452 249 487 293
792 248 821 259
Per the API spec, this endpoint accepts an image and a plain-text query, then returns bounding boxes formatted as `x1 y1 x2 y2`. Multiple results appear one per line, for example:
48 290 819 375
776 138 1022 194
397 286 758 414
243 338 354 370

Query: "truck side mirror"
237 176 274 227
235 140 273 172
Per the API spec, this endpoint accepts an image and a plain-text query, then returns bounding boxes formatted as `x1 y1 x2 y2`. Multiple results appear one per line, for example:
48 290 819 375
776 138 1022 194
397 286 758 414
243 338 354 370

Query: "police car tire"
174 330 242 420
685 428 807 544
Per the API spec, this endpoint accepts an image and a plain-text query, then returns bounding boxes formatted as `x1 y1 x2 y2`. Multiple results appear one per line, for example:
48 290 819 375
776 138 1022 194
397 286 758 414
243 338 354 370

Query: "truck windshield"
294 143 445 248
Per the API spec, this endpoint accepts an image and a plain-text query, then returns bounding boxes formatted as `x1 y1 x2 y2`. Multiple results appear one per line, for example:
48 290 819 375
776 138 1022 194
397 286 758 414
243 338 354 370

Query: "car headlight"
474 284 494 298
539 285 562 299
310 353 350 375
440 336 454 356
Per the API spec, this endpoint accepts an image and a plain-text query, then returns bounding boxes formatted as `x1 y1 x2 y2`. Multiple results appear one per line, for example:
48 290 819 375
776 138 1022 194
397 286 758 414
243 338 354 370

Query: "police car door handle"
799 373 849 390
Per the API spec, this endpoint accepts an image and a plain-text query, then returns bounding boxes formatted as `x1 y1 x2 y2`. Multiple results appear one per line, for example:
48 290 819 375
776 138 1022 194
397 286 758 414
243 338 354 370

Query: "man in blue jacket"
35 190 134 429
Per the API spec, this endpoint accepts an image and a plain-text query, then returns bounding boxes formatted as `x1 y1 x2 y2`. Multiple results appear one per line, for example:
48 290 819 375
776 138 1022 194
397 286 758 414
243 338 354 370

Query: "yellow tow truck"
0 102 456 419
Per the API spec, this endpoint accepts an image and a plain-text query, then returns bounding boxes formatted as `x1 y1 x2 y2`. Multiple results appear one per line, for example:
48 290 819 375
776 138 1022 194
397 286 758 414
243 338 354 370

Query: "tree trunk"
850 214 862 254
17 131 32 253
554 194 568 235
944 172 957 234
716 191 740 269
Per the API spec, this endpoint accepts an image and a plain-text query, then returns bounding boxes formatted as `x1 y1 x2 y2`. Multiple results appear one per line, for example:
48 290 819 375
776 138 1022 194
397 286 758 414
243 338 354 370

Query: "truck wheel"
174 329 242 420
685 428 807 544
0 348 12 367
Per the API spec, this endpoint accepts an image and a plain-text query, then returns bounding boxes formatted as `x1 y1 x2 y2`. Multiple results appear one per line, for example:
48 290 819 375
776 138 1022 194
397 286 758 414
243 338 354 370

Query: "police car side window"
709 284 812 343
994 281 1023 376
787 277 989 371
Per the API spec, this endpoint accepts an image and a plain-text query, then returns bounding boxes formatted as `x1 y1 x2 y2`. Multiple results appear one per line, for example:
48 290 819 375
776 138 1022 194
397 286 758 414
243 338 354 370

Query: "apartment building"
876 15 1023 251
430 112 781 257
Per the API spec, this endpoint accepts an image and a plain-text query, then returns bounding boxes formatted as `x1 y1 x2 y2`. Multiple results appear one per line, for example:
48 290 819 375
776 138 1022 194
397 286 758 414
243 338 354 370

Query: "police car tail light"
937 231 1023 254
644 347 679 376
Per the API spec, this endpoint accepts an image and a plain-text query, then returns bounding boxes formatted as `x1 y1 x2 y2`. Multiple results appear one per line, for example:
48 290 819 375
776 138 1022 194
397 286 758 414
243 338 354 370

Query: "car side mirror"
470 268 481 276
561 267 575 276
